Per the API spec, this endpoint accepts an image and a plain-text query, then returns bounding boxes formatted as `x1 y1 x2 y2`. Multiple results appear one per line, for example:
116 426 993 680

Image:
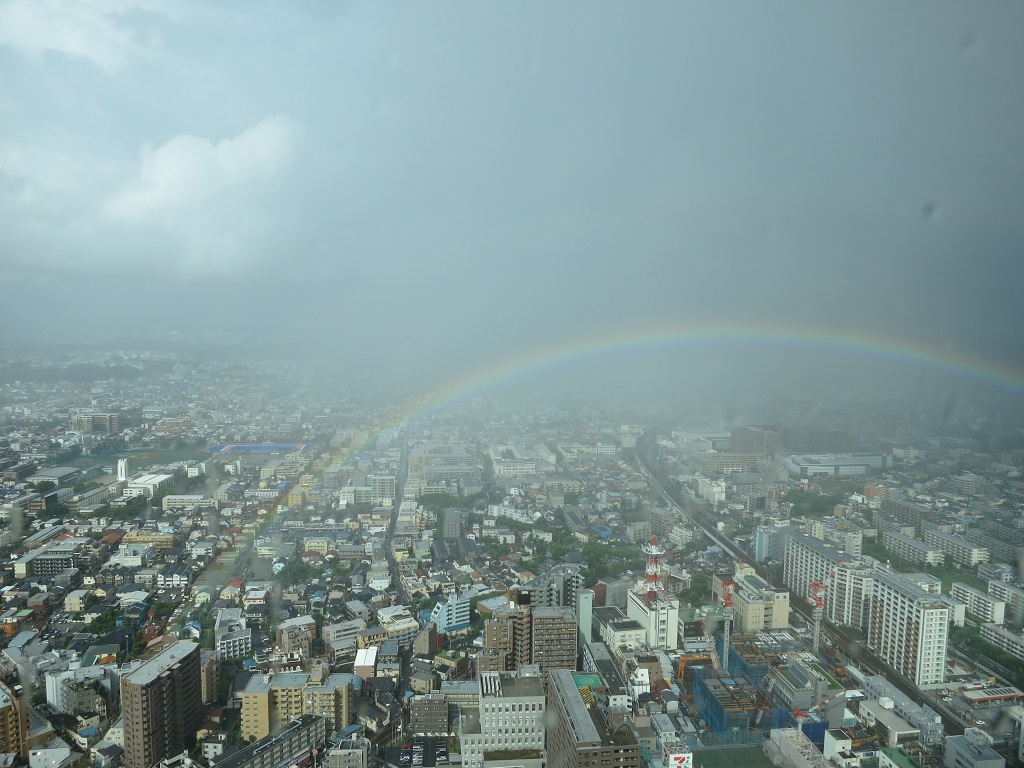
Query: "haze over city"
6 6 1024 768
2 2 1023 402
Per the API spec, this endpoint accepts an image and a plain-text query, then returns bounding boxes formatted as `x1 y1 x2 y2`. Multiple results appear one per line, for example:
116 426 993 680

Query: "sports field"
115 449 211 465
692 747 773 768
207 444 309 453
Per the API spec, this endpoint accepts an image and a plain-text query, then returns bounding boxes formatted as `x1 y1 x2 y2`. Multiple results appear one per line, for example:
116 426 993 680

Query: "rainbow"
342 321 1024 453
416 321 1024 414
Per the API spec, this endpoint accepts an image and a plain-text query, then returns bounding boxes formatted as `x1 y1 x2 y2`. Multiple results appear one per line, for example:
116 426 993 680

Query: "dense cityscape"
3 4 1023 768
0 347 1022 768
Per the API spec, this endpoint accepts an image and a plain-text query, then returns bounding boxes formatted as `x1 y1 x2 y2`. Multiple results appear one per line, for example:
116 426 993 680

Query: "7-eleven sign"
663 745 693 768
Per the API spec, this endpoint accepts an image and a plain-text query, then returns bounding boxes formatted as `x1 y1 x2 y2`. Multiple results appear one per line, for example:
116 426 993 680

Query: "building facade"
547 669 641 768
459 670 546 768
122 642 202 768
867 570 949 687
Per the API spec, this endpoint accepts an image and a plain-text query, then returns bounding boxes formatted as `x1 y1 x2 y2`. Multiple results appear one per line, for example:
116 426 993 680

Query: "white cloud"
106 114 297 222
0 0 165 72
0 114 299 276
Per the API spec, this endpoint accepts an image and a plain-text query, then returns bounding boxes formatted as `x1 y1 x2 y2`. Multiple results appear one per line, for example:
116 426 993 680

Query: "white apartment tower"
867 569 949 687
829 560 874 629
783 532 845 602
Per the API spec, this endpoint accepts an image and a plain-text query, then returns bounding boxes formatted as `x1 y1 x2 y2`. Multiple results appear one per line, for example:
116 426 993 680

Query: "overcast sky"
2 2 1023 392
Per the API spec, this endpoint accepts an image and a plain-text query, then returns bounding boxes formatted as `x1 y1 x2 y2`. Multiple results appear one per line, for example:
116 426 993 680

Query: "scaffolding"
693 671 762 733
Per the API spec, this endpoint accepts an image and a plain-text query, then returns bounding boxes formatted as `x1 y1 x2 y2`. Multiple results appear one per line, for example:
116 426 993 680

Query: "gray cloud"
1 2 1022 387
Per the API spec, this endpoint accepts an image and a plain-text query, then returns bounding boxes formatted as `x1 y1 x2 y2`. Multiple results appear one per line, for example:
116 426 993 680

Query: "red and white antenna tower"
808 563 836 653
641 535 668 602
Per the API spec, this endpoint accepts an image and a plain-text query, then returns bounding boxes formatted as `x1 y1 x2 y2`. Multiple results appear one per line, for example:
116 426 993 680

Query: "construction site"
669 565 870 752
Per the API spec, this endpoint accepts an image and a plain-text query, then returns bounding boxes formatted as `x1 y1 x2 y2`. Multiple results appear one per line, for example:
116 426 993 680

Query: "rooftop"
121 641 198 686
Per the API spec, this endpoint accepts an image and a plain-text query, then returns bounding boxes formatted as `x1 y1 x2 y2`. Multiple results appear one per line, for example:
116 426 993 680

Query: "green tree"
679 575 711 606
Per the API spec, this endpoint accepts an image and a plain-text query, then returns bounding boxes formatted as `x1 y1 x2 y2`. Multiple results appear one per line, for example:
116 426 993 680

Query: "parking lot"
389 737 449 768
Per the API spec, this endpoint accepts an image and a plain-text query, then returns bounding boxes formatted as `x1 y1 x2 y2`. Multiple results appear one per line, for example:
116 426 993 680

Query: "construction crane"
810 687 848 724
702 618 723 676
720 578 736 675
752 657 784 729
792 688 847 730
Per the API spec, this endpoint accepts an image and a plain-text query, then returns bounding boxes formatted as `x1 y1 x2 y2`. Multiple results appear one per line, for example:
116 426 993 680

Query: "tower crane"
701 617 723 676
720 578 736 674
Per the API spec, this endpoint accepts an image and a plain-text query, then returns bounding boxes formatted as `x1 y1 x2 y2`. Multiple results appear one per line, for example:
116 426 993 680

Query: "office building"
867 570 949 687
122 642 202 768
781 429 852 454
944 735 1004 768
715 564 789 633
459 670 546 768
409 693 448 736
784 454 889 479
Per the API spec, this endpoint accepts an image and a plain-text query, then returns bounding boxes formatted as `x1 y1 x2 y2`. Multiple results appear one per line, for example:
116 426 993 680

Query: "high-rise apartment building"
576 588 594 651
122 641 202 768
783 532 846 602
477 602 532 674
829 560 874 629
881 497 932 534
754 524 789 562
519 565 584 608
0 681 27 758
70 412 120 434
367 474 396 503
867 569 949 687
530 606 577 675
